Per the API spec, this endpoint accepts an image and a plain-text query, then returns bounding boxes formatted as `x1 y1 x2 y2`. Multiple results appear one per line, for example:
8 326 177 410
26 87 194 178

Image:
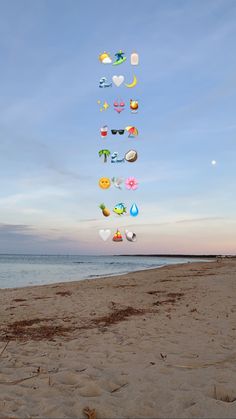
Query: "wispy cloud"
0 224 34 235
0 223 87 254
122 216 226 230
175 217 225 224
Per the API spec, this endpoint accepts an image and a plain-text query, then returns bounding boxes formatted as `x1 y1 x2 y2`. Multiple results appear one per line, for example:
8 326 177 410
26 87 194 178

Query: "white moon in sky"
211 160 217 165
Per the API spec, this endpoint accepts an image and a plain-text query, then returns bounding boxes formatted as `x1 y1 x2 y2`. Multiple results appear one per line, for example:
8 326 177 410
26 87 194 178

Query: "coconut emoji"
99 203 110 217
125 149 138 163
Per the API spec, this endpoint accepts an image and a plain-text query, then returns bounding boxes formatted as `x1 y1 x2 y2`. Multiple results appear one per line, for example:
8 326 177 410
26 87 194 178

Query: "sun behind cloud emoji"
99 52 112 64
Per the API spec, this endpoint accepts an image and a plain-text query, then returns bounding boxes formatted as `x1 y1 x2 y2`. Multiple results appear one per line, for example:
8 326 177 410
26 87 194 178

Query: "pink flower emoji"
125 177 138 190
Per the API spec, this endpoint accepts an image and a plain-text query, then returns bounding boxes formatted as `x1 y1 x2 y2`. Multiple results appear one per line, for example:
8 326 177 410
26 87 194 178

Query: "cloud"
0 224 33 235
175 217 225 224
102 57 112 64
78 218 99 223
122 216 226 230
0 189 68 207
0 223 85 254
45 161 91 181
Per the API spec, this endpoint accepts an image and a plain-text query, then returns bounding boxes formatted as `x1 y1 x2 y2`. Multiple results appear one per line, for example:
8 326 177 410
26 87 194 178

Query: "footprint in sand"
53 372 81 386
78 382 102 397
208 384 236 403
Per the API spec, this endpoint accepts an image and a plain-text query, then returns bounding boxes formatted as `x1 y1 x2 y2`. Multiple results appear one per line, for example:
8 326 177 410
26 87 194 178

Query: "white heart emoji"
99 229 111 241
112 75 124 87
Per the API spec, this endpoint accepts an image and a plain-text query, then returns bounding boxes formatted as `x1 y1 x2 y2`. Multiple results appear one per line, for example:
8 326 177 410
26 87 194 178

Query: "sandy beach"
0 258 236 418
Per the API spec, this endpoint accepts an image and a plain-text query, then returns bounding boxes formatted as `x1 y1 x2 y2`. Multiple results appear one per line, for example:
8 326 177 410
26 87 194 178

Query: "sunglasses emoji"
111 129 125 135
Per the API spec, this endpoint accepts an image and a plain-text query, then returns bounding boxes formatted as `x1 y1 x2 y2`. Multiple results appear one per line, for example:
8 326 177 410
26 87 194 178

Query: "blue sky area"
0 0 235 254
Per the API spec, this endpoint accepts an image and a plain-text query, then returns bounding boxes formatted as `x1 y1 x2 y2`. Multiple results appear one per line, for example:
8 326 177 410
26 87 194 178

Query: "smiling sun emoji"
99 177 111 189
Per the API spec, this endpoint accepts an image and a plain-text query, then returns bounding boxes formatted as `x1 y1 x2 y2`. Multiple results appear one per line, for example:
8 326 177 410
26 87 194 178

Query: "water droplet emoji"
130 203 139 217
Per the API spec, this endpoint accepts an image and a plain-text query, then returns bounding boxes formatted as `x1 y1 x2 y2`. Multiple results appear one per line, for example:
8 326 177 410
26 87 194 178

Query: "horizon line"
0 253 235 258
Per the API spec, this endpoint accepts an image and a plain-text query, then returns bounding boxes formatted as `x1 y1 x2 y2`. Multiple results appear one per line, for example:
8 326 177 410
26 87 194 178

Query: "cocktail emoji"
130 99 139 113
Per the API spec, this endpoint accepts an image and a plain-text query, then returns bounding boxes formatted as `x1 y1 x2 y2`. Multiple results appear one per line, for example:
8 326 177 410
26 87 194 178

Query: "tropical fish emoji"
113 203 127 216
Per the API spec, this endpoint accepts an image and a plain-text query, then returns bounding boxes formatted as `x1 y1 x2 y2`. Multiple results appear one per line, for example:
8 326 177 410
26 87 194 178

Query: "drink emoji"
130 99 139 113
100 125 108 138
131 51 139 66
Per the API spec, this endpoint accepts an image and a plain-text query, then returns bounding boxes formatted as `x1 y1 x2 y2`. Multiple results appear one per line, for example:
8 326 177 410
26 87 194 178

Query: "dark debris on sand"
0 306 156 342
0 318 75 342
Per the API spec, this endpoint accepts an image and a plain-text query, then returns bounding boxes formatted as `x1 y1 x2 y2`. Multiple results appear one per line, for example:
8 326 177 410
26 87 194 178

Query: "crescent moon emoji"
125 74 138 88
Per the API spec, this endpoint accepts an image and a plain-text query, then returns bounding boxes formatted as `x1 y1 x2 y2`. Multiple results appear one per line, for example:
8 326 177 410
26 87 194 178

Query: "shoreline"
0 258 236 417
0 257 215 292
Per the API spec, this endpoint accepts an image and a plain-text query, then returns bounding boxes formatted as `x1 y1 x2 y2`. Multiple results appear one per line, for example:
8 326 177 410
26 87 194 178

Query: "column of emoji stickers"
98 50 139 243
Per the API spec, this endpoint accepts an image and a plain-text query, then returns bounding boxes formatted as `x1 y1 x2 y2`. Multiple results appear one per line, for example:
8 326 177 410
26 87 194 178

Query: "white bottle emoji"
131 51 139 65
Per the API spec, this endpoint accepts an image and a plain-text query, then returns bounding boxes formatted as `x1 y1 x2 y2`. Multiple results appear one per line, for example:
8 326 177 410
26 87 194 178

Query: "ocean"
0 254 213 289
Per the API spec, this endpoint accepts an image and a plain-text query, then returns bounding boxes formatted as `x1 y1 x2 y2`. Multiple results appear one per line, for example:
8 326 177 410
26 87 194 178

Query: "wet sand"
0 258 236 418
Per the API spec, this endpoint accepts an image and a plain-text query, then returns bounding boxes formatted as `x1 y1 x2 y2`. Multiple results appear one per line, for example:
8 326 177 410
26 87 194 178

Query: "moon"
125 74 138 88
211 160 217 165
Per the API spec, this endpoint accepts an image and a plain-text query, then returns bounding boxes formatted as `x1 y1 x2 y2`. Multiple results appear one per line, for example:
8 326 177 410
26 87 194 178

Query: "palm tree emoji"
99 149 111 163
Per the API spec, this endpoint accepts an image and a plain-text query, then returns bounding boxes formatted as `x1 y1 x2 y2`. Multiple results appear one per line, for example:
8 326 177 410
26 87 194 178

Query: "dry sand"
0 258 236 418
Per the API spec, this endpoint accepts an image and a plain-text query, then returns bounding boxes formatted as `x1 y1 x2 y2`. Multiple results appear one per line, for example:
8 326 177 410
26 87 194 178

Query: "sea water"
0 254 213 289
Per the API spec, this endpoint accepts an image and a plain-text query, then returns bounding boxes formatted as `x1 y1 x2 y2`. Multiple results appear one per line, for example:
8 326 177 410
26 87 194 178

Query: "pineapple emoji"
99 203 110 217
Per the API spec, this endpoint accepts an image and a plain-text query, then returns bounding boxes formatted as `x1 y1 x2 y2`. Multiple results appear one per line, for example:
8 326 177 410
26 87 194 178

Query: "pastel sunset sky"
0 0 235 255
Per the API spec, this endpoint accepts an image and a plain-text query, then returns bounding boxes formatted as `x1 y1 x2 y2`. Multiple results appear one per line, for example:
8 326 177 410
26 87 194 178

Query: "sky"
0 0 236 255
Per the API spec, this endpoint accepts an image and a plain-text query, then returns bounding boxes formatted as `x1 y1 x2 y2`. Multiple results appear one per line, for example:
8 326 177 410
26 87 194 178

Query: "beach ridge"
0 258 236 417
